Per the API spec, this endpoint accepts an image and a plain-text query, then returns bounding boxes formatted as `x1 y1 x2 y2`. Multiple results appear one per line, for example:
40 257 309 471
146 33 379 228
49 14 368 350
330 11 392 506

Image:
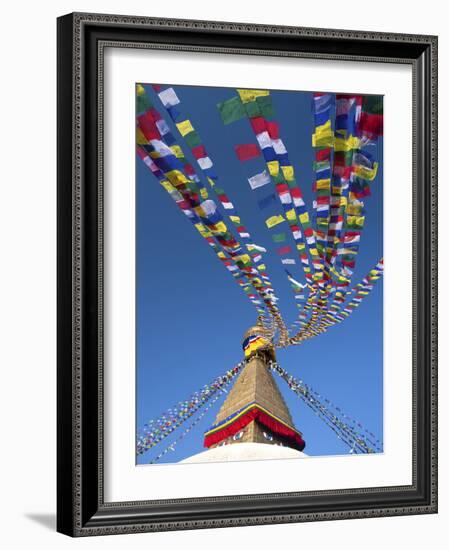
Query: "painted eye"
263 431 274 441
233 431 244 441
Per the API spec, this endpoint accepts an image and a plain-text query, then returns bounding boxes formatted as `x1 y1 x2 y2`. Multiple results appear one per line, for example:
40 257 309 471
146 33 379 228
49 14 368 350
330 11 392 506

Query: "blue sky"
136 84 383 465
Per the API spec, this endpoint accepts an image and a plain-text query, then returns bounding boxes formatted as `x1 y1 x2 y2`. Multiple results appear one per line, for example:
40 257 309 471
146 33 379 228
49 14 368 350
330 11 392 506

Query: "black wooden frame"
57 12 438 537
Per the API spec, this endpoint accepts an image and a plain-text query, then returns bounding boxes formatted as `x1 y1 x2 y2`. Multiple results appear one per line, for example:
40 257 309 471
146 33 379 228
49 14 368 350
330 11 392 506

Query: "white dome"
180 442 307 464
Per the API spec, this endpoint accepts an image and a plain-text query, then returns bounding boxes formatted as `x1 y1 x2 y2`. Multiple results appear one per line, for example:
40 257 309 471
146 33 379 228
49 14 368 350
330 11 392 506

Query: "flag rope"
136 362 244 456
269 361 383 453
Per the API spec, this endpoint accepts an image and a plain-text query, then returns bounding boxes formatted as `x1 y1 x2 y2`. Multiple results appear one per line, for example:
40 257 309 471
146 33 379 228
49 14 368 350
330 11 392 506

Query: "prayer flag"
158 87 180 107
217 96 246 124
277 246 292 255
235 143 260 161
176 119 195 137
248 170 271 190
257 193 276 209
265 215 285 229
272 233 286 243
237 89 270 103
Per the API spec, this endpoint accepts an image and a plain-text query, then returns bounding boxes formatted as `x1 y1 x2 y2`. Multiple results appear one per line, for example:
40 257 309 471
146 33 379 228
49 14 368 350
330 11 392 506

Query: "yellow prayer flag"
136 83 145 96
281 165 294 182
334 135 360 152
265 215 285 229
346 203 364 216
257 264 266 271
170 145 184 158
285 208 296 222
160 180 176 193
237 254 251 265
267 160 280 177
229 215 241 224
354 162 378 181
176 119 195 137
331 184 343 196
237 89 270 103
194 223 212 238
315 178 331 190
165 170 188 186
210 221 227 234
299 212 310 225
136 127 147 145
347 215 365 228
312 120 334 147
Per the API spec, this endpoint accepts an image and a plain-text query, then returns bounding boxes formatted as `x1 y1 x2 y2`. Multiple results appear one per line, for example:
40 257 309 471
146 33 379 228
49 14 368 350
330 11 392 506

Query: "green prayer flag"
183 130 201 148
136 93 152 115
272 232 286 243
273 172 285 184
256 95 275 119
217 96 246 124
363 95 383 115
244 101 261 118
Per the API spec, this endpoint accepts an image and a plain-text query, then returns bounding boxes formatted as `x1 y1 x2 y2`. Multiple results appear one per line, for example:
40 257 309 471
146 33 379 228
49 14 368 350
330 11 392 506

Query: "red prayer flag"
316 148 331 162
137 112 161 141
191 145 207 159
266 121 279 140
184 164 196 176
249 117 267 135
277 246 292 255
359 112 383 137
234 143 260 161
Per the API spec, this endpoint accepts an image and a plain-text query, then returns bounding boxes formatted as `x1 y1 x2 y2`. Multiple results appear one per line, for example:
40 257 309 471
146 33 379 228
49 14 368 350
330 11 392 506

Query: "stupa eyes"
233 431 244 441
263 431 274 442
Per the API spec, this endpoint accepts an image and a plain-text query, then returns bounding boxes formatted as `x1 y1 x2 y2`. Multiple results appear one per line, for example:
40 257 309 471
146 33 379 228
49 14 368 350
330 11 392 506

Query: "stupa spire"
203 324 305 451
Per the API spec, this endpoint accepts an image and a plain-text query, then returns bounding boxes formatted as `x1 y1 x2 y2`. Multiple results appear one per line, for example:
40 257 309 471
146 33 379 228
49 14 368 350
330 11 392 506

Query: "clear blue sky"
136 84 383 465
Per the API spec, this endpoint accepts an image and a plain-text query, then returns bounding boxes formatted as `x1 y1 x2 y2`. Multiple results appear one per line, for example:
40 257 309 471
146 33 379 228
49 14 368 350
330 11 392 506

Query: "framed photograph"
57 12 438 536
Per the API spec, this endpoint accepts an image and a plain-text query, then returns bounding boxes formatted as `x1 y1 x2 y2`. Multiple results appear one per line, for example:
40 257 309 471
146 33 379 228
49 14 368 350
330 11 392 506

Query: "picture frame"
57 12 438 536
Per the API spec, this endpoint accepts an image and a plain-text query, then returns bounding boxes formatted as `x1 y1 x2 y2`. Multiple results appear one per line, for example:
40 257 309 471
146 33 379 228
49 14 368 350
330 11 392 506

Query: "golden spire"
203 324 305 451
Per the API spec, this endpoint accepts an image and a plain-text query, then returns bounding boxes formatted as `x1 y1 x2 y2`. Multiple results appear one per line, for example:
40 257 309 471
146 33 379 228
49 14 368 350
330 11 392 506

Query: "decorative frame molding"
57 12 437 536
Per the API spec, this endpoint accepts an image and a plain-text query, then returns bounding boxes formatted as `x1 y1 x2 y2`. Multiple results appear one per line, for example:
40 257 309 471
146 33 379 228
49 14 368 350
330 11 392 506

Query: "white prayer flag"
248 170 271 190
158 87 180 107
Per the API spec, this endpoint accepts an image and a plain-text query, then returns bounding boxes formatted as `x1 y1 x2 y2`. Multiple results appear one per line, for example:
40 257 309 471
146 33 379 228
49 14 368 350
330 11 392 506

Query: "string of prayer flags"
138 83 383 351
236 91 321 292
137 363 244 456
137 90 273 324
359 95 384 140
270 361 382 453
143 83 290 340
